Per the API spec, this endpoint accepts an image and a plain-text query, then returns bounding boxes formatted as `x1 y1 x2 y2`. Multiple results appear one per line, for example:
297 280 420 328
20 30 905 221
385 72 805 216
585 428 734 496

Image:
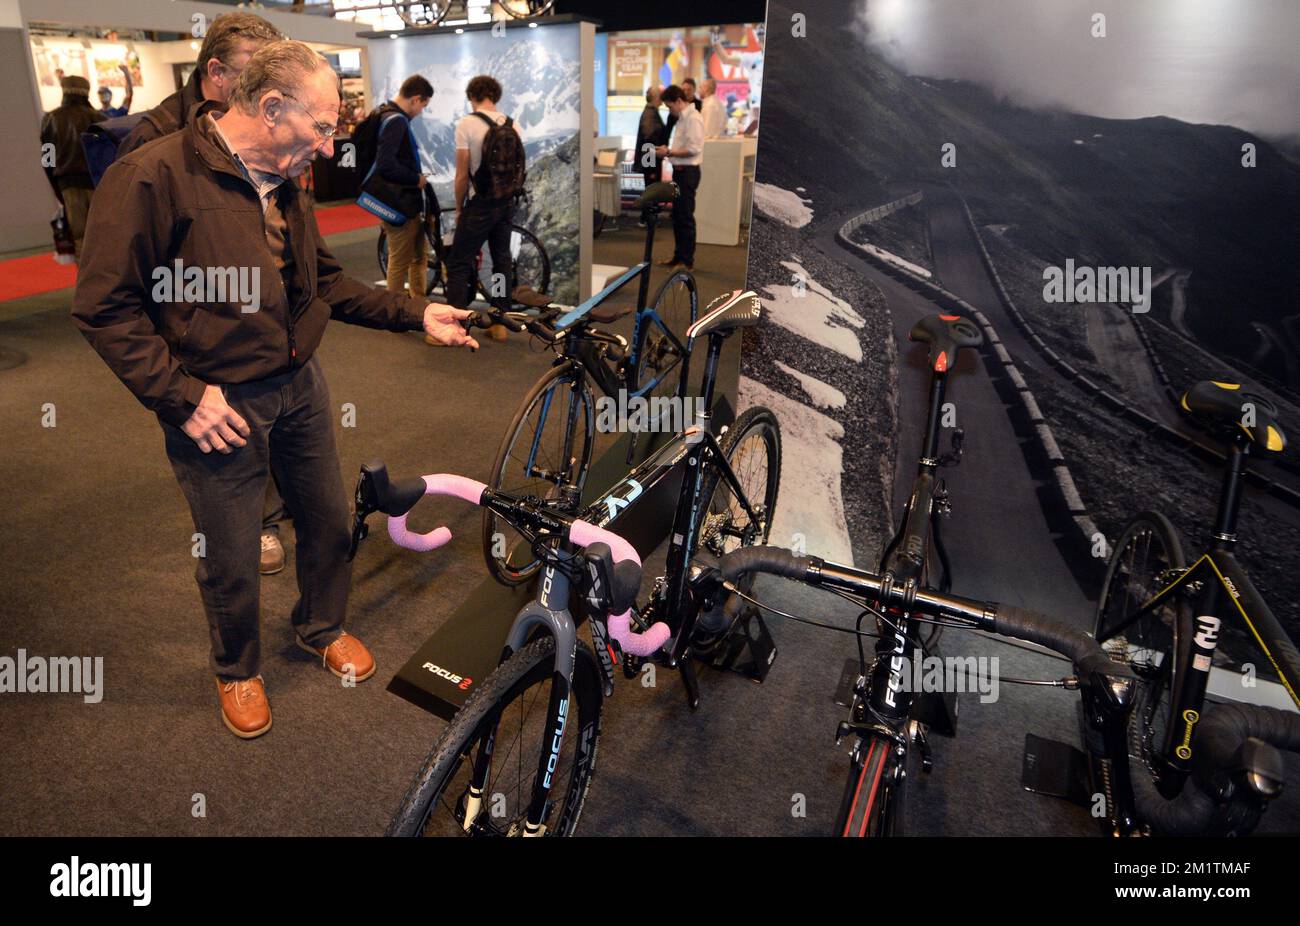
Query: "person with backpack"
360 75 433 298
445 75 526 341
40 75 105 259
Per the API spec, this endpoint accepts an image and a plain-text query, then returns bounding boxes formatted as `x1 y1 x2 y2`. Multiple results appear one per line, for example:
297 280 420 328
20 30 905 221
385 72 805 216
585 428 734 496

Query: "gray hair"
227 39 337 114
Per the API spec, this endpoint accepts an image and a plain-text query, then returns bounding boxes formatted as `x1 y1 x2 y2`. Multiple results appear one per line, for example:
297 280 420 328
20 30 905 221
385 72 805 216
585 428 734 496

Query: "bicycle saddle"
909 313 983 372
686 290 762 340
634 181 679 209
1180 380 1286 454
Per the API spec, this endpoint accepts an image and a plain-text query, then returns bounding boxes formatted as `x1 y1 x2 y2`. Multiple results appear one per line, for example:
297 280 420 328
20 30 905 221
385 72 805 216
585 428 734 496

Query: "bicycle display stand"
698 605 777 683
388 396 737 721
1021 733 1092 808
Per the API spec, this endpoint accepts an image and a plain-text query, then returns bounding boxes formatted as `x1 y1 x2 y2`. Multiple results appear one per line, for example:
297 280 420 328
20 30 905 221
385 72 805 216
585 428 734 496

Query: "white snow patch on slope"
738 377 854 565
753 182 813 228
775 361 846 410
761 259 865 361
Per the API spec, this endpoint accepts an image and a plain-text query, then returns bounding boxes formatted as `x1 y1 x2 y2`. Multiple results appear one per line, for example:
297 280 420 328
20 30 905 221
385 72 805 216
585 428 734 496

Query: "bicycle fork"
463 560 581 837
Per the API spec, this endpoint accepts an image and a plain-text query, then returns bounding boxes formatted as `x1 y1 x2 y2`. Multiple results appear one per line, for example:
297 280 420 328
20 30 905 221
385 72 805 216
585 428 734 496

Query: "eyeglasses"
282 92 339 140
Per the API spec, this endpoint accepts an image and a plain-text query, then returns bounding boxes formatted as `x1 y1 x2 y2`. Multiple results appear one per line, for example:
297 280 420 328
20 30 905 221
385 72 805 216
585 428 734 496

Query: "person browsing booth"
445 74 527 341
71 41 479 740
656 84 704 271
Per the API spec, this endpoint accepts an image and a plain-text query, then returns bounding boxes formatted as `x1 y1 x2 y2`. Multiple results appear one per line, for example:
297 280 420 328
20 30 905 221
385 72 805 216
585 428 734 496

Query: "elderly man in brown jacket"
72 41 479 739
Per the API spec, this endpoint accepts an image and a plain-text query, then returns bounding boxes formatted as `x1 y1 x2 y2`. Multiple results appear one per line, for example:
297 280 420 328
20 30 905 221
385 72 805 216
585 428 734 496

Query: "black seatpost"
1211 439 1250 549
698 334 724 418
920 370 950 466
636 207 658 309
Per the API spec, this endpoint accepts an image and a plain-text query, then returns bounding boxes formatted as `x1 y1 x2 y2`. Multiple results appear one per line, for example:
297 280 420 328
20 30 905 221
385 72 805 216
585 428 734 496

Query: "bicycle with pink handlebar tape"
350 291 781 836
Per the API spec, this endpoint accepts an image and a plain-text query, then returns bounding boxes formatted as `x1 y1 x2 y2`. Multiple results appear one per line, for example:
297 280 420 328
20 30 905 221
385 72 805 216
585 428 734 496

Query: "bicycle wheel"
837 731 907 836
395 1 451 27
387 636 603 837
1094 511 1188 794
691 407 781 645
633 270 698 407
477 225 551 301
484 363 595 586
497 0 555 20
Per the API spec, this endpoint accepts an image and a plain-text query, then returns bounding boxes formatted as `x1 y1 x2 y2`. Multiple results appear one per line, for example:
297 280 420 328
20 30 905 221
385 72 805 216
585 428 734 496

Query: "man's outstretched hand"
183 384 250 454
424 302 480 349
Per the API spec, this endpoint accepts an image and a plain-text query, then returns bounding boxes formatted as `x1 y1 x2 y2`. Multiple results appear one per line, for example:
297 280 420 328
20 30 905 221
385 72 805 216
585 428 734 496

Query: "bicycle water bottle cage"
1180 380 1287 454
634 181 679 212
909 314 983 372
581 542 642 617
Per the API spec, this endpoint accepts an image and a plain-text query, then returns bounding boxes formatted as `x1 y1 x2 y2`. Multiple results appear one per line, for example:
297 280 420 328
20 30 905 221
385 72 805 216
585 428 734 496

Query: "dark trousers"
162 356 351 680
669 164 700 266
640 165 661 222
445 196 514 308
262 476 287 535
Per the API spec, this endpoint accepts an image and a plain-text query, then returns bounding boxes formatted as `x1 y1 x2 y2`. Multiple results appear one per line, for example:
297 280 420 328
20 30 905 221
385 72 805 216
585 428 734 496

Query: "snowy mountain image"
369 27 582 186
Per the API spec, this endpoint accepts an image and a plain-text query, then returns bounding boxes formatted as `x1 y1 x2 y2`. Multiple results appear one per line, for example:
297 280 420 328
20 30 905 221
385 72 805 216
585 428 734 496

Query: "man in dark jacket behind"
40 75 104 256
633 86 666 227
373 75 433 297
72 41 479 740
117 11 280 159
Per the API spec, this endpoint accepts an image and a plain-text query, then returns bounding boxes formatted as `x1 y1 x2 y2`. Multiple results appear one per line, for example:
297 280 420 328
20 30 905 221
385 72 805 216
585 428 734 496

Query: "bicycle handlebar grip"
718 545 813 582
387 474 488 551
568 519 669 657
991 604 1132 679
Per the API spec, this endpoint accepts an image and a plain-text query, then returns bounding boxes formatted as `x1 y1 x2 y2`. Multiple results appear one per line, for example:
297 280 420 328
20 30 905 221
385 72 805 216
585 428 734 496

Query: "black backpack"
471 112 526 201
351 102 403 179
81 108 177 187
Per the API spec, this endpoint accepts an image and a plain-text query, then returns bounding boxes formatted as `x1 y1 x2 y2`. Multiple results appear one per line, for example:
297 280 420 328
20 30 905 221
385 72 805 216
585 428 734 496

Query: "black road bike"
689 313 1141 836
352 292 780 836
376 186 550 304
481 182 699 586
1094 379 1300 835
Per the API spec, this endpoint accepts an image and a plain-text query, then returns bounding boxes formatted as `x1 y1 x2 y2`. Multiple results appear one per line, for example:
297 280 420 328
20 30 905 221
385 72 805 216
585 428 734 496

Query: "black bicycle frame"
471 330 759 832
1096 438 1300 803
868 368 952 726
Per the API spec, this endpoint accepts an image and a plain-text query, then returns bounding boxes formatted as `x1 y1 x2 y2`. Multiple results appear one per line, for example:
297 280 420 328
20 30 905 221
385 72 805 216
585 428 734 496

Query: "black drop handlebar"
714 545 1134 682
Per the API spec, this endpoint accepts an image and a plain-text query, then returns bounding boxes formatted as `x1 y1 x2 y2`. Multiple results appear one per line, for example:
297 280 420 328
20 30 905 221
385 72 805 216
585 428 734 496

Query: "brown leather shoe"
216 675 272 739
487 324 508 341
296 631 376 682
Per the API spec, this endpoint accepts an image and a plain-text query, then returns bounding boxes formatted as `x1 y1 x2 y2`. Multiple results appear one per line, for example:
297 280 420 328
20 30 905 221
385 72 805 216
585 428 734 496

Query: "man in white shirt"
655 84 703 270
447 74 524 339
699 79 726 137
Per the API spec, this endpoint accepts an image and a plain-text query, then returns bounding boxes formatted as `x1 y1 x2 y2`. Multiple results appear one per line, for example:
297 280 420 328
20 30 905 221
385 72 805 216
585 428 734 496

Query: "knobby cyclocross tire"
386 637 603 837
484 362 595 586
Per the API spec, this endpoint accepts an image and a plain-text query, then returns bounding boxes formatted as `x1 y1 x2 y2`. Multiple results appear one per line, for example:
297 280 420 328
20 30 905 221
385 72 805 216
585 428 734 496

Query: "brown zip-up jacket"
72 109 426 428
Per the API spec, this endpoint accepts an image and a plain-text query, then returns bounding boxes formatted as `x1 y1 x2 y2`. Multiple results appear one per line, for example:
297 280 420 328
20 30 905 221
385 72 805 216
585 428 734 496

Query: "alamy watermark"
1043 259 1151 313
151 260 261 313
884 654 1000 704
0 650 103 703
594 388 705 437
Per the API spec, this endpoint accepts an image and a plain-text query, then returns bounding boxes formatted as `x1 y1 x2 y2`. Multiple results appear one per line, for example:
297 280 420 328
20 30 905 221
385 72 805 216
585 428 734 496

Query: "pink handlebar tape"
569 519 671 657
386 474 488 551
